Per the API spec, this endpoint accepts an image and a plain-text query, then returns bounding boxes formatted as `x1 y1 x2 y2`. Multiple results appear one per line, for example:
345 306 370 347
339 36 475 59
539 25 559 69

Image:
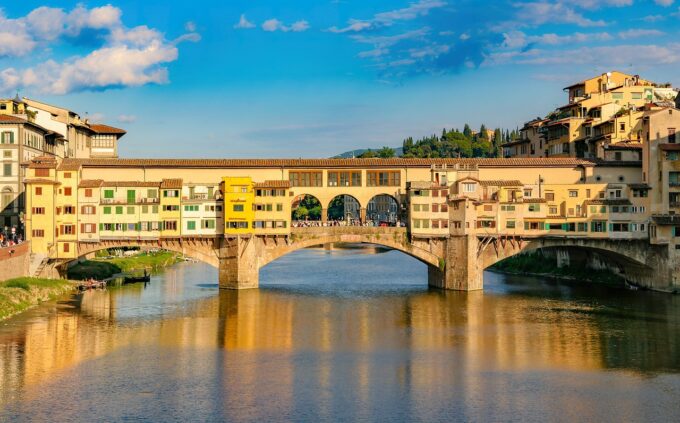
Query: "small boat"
124 271 151 284
77 279 107 291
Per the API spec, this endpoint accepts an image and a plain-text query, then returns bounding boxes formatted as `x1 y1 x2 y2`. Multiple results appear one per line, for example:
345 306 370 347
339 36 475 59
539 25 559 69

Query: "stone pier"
427 235 483 291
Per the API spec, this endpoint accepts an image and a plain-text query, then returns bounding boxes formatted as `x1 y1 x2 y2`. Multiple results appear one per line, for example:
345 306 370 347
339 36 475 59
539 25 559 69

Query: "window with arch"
1 187 13 211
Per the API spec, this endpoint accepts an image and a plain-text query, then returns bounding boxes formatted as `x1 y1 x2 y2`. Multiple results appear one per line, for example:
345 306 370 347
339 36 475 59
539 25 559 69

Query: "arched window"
1 187 13 212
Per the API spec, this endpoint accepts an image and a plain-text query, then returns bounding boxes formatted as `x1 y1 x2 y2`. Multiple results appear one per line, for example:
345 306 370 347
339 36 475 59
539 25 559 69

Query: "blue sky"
1 0 679 158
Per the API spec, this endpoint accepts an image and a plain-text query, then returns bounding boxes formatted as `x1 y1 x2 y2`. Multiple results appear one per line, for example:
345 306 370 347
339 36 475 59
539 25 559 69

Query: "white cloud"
327 0 445 33
0 5 200 94
358 48 390 58
87 112 105 122
514 2 606 27
262 19 310 32
234 14 255 29
502 30 613 49
654 0 674 6
184 21 196 32
351 28 430 48
459 33 470 41
117 114 137 123
618 29 664 39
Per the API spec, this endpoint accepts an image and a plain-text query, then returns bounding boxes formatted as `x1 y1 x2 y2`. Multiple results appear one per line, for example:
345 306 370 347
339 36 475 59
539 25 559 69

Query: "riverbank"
491 252 627 287
67 250 181 280
0 277 75 321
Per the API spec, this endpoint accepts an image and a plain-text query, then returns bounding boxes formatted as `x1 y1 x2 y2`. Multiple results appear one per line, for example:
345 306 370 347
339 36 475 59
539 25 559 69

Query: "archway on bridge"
291 194 322 222
366 194 401 225
488 245 651 289
327 194 361 223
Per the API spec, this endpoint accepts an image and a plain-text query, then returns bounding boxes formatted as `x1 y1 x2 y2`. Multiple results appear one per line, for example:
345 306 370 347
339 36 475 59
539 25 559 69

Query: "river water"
1 246 680 422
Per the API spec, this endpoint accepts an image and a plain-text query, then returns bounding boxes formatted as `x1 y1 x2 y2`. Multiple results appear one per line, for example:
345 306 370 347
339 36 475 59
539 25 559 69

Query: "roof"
628 183 651 190
659 143 680 151
0 115 27 124
253 180 290 188
479 180 523 187
27 155 58 169
502 138 530 147
58 157 600 169
651 215 680 225
102 181 160 187
58 161 82 171
161 179 183 189
23 178 60 185
604 142 643 150
523 198 546 203
88 123 127 135
584 199 632 206
78 179 104 188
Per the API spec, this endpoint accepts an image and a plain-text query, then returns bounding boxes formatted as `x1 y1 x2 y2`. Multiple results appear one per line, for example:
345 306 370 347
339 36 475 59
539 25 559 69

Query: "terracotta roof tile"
584 199 632 206
88 123 127 135
27 155 58 169
58 161 82 170
0 115 27 124
161 178 183 188
480 180 523 187
659 143 680 151
60 157 599 169
102 181 160 187
254 180 290 188
23 178 60 185
78 179 104 188
652 214 680 225
628 183 651 190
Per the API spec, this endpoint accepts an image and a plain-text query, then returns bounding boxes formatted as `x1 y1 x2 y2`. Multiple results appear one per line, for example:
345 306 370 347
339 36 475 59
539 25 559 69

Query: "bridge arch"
291 194 322 221
478 236 665 288
366 193 401 223
327 194 361 221
258 227 441 270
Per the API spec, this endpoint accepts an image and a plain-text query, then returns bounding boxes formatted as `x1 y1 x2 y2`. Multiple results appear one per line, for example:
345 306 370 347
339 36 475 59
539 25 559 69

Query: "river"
1 246 680 422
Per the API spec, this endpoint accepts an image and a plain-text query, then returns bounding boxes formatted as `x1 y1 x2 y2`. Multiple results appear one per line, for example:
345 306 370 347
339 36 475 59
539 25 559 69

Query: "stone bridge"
48 226 677 291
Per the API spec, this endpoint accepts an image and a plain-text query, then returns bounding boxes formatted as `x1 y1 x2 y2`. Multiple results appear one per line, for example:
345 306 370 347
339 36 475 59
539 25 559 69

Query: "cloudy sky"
1 1 679 157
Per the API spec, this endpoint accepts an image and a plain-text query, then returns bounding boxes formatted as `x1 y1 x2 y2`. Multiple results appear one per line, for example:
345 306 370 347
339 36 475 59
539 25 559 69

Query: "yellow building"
160 179 182 238
223 177 254 235
253 180 291 235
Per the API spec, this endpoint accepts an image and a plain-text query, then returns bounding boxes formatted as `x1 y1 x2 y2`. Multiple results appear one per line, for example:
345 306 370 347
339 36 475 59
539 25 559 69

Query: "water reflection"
1 248 680 421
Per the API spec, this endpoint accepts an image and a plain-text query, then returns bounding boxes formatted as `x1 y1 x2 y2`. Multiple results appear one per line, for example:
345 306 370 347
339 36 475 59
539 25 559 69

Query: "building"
505 71 679 161
0 96 125 230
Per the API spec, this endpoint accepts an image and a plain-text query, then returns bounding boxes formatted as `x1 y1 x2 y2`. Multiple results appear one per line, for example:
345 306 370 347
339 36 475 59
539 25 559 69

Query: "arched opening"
366 194 401 225
1 187 13 212
291 194 322 223
489 245 653 288
327 195 361 223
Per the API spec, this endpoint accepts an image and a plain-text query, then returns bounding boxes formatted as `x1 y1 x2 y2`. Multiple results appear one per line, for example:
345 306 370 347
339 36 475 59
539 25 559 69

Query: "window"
35 168 48 177
104 189 114 199
64 187 72 196
187 221 196 230
35 187 42 196
549 206 558 215
163 221 178 230
184 205 199 212
202 219 216 229
162 205 179 211
31 207 45 215
227 221 249 229
163 190 179 197
63 206 75 214
276 203 283 212
669 128 676 144
63 172 71 178
367 171 400 187
85 188 93 197
591 221 607 232
63 243 70 253
463 183 476 193
81 205 96 214
631 92 642 100
32 229 44 237
81 223 96 234
289 171 323 187
103 206 111 215
3 163 11 176
612 92 623 100
528 204 540 212
61 225 75 235
619 122 626 132
127 206 135 214
147 189 158 198
233 204 244 212
115 206 123 214
506 220 516 229
545 192 554 201
327 171 362 187
1 131 14 144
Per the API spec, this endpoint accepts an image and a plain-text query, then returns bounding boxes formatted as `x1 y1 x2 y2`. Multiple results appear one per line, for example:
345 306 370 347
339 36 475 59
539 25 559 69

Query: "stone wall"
0 242 30 281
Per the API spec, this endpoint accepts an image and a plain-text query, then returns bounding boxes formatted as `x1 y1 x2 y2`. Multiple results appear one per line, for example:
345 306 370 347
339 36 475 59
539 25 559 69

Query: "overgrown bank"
67 250 181 280
491 251 627 287
0 277 75 321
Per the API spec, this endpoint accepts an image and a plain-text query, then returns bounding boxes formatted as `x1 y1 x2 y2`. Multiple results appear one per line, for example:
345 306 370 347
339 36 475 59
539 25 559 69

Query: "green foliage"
377 146 395 158
4 279 30 290
292 195 321 220
67 251 180 280
0 277 75 321
401 124 503 159
327 196 345 220
358 149 376 158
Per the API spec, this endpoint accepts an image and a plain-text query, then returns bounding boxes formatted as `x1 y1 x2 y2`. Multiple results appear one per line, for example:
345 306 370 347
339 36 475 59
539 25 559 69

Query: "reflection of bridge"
53 226 672 291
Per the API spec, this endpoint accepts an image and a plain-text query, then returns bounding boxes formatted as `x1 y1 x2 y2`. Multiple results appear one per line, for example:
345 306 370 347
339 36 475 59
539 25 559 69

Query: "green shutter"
127 190 136 204
99 223 103 231
561 223 568 231
608 223 613 232
544 223 550 230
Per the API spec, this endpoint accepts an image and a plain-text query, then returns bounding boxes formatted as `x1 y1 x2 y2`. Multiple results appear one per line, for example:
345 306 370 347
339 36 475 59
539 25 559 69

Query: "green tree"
377 146 395 158
358 149 376 158
463 124 472 139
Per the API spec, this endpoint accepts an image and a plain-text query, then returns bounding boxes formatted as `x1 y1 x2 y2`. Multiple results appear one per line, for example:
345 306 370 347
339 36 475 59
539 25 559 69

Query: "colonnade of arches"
291 194 402 224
